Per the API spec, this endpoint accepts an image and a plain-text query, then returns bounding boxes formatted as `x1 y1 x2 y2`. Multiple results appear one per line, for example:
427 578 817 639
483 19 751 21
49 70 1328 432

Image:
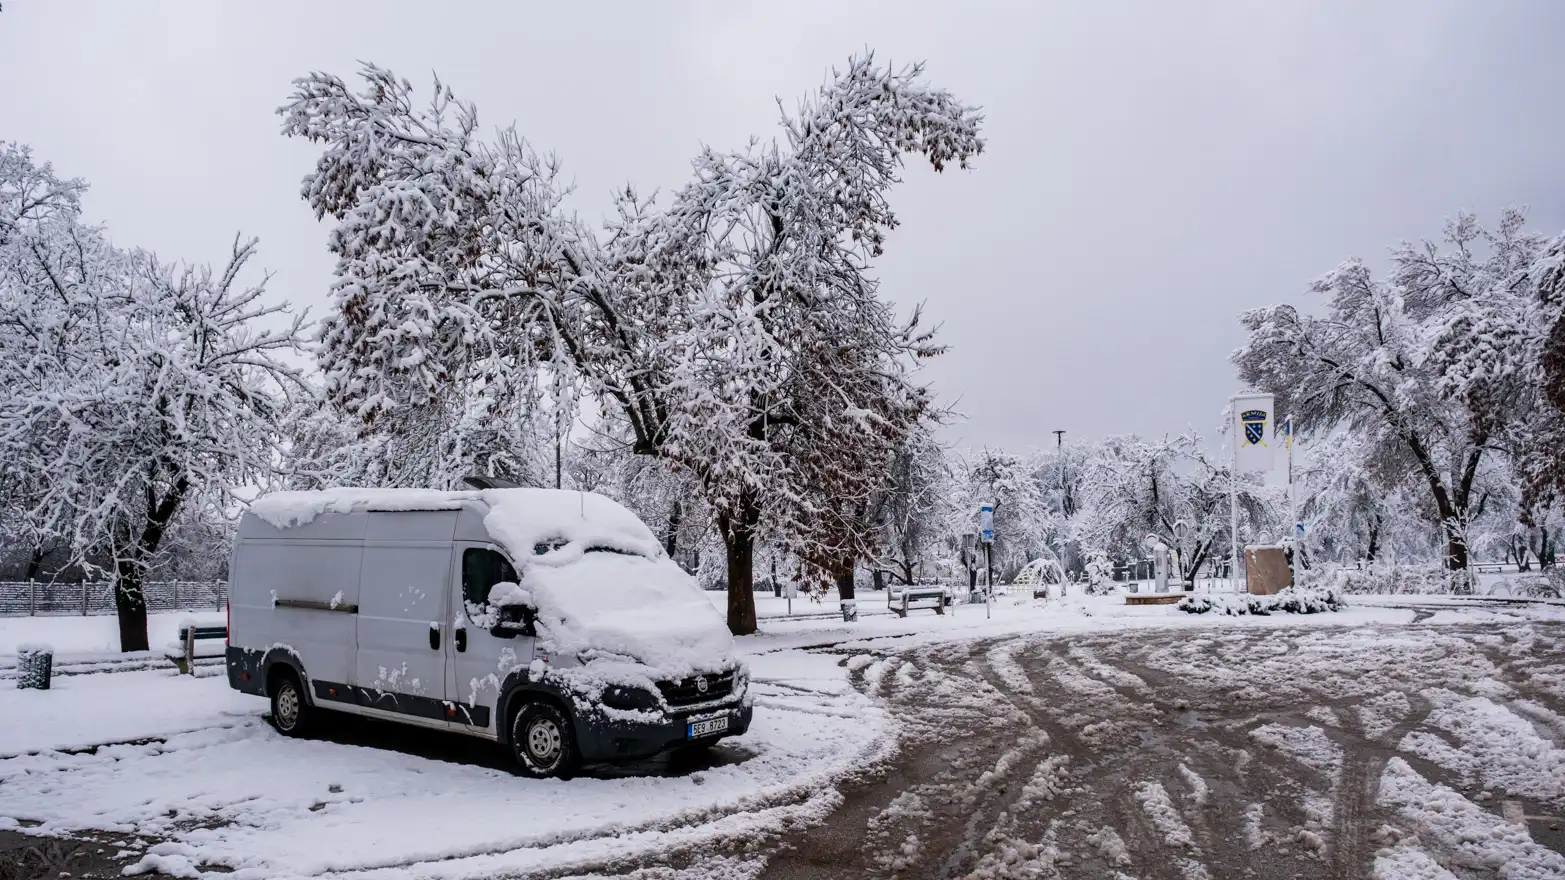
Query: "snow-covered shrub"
1492 570 1565 599
1083 551 1116 596
1297 563 1453 595
1012 557 1065 586
1178 588 1346 616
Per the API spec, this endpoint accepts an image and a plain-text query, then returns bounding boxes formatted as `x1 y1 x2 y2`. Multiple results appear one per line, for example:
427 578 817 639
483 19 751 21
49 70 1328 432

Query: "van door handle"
455 626 467 653
429 625 440 650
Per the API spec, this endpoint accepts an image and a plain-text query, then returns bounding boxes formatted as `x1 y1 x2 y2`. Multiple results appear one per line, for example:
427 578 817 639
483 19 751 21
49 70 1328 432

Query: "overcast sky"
4 1 1564 452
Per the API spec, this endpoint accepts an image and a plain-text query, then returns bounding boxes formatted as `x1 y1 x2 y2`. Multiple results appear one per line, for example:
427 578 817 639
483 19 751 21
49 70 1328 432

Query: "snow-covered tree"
0 144 306 650
280 55 982 634
282 382 561 492
1426 219 1565 549
1294 433 1393 564
1235 212 1545 584
953 448 1055 581
871 426 954 586
1072 434 1269 584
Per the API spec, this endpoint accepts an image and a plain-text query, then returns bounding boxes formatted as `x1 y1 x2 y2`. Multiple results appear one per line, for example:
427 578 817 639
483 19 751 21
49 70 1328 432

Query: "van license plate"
688 716 729 738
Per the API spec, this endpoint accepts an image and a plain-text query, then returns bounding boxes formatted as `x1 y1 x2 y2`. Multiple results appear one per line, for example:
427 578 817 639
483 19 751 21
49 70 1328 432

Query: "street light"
1054 429 1068 593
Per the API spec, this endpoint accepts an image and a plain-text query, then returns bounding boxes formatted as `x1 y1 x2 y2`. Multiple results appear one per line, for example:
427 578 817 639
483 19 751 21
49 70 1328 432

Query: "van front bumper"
575 701 753 762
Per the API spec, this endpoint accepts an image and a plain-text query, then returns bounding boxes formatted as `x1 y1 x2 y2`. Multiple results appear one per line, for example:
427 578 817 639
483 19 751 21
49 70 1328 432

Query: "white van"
225 487 751 777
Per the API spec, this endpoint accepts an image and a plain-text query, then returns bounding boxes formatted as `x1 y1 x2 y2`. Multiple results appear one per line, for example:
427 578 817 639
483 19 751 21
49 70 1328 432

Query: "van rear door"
353 511 457 726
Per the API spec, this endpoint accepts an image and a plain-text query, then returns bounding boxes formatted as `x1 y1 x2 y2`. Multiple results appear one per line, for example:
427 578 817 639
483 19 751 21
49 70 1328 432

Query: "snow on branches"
280 54 983 633
0 143 307 650
1233 211 1547 577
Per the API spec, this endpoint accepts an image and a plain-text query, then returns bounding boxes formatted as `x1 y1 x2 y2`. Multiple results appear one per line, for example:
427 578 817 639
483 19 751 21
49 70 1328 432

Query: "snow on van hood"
525 551 735 680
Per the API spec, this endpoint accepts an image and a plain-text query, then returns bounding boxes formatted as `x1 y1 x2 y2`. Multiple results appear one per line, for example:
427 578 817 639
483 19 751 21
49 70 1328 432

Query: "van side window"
462 548 519 608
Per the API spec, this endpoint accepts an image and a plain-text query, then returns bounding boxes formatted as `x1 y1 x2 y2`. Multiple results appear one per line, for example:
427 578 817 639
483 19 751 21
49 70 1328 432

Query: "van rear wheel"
510 702 580 779
269 670 315 737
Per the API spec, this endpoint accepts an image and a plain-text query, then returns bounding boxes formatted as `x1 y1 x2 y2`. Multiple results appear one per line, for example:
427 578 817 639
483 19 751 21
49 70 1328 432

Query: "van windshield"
531 540 636 558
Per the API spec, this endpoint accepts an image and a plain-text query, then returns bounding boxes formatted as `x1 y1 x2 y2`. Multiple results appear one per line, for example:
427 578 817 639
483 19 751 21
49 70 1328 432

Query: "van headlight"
733 669 749 695
602 685 658 711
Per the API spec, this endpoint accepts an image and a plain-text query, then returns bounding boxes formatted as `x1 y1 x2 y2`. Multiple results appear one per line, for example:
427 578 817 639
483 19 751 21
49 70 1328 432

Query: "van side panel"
352 511 458 723
229 511 367 692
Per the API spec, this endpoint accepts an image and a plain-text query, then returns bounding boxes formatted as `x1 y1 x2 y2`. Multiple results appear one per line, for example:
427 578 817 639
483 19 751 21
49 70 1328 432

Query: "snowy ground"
0 594 1562 879
0 610 225 656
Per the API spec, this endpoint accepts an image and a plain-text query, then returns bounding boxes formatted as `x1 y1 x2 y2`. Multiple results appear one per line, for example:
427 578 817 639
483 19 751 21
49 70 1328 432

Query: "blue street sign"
979 505 995 544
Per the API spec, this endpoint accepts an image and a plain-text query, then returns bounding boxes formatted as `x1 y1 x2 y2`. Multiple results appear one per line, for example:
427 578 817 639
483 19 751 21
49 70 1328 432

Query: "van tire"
269 669 314 737
510 701 579 778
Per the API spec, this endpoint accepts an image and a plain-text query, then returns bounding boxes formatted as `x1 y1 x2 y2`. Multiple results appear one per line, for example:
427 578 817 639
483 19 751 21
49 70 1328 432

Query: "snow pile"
1248 723 1343 777
1178 763 1209 806
1358 690 1412 740
1400 695 1565 802
1086 825 1132 866
1241 803 1269 851
1377 757 1565 877
1132 780 1195 848
1178 588 1346 616
1372 841 1460 879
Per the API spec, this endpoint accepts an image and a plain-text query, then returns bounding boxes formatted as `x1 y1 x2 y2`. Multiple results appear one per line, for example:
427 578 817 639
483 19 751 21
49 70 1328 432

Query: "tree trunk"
1443 521 1470 573
113 476 190 652
664 499 682 559
717 493 760 636
25 545 46 582
1366 513 1381 563
835 556 856 602
115 555 151 653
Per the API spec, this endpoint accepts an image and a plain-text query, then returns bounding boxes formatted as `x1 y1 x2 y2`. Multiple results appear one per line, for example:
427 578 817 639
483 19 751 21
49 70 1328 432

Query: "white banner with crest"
1230 392 1276 473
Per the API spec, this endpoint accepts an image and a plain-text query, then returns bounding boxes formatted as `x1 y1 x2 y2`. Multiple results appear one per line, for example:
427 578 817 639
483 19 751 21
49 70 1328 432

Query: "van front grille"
657 672 734 706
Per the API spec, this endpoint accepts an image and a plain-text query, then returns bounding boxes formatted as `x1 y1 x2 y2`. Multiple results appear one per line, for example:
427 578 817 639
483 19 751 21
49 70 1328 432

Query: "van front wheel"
269 670 314 737
510 702 580 779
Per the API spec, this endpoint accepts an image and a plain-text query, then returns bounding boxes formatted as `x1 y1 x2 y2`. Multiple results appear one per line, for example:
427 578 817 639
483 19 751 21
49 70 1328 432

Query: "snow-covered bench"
164 623 227 675
888 587 947 618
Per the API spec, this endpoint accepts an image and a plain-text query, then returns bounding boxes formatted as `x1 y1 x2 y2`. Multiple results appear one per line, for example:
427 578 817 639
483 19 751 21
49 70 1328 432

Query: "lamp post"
1054 429 1068 592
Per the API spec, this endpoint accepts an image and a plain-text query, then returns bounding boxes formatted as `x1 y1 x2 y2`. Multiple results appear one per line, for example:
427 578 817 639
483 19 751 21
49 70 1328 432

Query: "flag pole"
1229 396 1241 595
1286 415 1297 564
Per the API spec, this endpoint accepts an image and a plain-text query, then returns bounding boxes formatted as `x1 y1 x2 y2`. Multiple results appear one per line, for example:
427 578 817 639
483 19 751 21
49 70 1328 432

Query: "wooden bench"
165 624 227 675
888 588 947 618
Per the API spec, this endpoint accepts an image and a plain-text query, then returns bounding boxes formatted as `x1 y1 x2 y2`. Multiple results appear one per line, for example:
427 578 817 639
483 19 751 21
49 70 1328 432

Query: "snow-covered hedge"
1178 588 1346 616
1296 563 1460 596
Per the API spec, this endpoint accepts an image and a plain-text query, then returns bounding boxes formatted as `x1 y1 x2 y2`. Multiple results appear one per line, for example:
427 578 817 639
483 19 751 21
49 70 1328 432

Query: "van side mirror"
492 603 536 638
486 581 536 638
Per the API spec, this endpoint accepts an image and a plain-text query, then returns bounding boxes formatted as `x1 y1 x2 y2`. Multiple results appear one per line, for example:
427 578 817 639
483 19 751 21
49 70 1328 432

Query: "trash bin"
840 599 858 622
16 644 52 690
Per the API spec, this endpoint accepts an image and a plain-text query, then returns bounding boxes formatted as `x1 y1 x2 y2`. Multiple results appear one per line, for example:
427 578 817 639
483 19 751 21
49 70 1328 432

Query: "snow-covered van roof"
248 487 664 561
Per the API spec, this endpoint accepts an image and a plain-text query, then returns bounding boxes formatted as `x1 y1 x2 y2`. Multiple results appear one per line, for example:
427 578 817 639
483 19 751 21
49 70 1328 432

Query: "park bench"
165 623 228 675
888 587 947 618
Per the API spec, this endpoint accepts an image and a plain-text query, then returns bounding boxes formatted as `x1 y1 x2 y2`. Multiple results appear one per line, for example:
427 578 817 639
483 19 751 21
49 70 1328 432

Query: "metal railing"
0 580 227 616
